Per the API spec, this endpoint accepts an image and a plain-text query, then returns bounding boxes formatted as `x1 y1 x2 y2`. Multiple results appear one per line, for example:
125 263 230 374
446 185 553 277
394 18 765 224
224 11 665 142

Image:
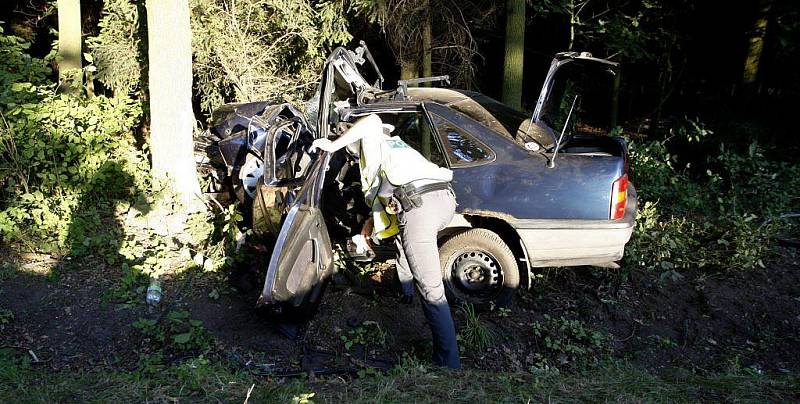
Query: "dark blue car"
198 44 637 316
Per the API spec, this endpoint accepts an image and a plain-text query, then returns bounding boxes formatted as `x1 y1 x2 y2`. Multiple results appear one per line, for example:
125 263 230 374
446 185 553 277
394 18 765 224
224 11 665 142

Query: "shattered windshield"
540 60 617 136
304 86 321 128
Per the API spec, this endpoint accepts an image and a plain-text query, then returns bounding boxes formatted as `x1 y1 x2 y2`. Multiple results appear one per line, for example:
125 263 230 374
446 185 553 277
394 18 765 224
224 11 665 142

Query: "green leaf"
172 333 192 344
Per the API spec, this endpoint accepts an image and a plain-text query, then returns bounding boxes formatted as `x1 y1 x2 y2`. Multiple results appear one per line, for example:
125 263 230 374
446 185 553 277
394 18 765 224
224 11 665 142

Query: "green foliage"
531 0 690 64
352 0 483 88
0 348 32 393
0 29 51 99
647 334 678 349
87 0 143 95
626 118 800 271
530 314 608 370
292 392 316 404
190 0 352 113
181 203 247 273
2 352 798 402
458 303 495 353
0 308 13 330
340 320 388 350
102 262 149 306
132 310 212 352
0 29 149 253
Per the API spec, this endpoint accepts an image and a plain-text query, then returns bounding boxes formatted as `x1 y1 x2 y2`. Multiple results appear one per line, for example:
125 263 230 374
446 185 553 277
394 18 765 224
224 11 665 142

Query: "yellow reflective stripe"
374 210 399 239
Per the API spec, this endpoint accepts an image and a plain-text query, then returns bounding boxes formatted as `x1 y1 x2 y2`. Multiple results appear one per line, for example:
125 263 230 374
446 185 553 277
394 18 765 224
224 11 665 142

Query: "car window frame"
424 103 496 168
341 103 452 169
263 119 315 187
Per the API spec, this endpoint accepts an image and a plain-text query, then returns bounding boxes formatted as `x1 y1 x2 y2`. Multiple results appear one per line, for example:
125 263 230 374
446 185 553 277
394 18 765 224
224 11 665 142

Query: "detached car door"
257 153 334 318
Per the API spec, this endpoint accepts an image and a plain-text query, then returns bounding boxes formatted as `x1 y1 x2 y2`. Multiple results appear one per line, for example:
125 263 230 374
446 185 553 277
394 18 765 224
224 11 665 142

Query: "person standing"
311 113 460 368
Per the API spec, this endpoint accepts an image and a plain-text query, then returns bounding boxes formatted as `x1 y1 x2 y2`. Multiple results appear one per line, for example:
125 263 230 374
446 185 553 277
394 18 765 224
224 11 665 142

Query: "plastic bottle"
146 277 162 307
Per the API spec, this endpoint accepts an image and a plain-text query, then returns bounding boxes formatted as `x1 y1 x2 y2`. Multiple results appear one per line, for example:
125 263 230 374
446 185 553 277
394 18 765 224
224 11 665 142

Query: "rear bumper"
511 187 637 267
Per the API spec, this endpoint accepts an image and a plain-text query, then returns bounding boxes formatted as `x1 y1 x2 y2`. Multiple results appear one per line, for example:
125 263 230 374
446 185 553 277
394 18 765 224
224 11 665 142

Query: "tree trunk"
400 59 418 80
421 0 433 85
610 69 621 129
57 0 82 92
741 0 772 88
146 0 202 211
568 0 575 51
502 0 525 110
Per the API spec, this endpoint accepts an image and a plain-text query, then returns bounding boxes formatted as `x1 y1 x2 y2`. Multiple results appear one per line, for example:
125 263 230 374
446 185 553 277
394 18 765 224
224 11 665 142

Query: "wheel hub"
238 155 263 199
451 250 501 293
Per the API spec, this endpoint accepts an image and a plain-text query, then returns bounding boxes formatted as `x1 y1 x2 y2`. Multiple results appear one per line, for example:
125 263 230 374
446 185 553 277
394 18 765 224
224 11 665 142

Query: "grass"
458 303 495 353
2 349 796 403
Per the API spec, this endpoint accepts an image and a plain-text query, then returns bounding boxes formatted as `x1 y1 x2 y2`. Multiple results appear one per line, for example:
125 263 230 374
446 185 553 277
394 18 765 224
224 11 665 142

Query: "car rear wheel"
439 228 519 310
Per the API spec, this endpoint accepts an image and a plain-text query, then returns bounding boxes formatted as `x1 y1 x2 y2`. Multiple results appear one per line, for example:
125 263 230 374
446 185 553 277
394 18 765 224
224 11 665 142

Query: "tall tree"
742 0 773 88
421 0 433 82
353 0 482 87
145 0 202 211
56 0 82 91
502 0 525 110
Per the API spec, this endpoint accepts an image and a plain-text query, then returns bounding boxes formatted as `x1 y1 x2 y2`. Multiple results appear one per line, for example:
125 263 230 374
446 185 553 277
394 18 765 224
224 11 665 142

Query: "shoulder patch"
385 138 411 149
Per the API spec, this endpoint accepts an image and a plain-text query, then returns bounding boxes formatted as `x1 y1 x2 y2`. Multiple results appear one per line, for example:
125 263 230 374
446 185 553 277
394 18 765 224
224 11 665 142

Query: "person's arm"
310 114 381 153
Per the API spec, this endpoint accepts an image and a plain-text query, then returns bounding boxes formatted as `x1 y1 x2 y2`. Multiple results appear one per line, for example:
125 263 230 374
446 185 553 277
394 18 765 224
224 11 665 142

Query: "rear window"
462 92 530 138
430 114 494 167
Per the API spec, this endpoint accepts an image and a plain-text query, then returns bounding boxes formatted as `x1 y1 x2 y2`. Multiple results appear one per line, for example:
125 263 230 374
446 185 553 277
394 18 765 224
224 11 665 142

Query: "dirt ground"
1 246 799 376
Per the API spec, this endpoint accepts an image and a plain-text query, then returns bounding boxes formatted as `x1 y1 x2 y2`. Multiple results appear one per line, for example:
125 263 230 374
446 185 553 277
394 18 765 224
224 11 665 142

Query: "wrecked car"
196 42 637 317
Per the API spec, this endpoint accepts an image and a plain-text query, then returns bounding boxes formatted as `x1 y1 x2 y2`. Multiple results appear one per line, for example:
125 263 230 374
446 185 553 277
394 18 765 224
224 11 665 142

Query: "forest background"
1 0 799 401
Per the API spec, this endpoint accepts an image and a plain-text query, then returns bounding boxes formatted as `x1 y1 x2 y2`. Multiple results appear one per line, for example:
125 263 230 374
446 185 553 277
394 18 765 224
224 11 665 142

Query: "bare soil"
1 246 798 375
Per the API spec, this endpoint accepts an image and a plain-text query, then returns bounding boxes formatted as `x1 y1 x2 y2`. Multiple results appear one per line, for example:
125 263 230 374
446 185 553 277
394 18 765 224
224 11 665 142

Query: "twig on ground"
1 344 30 351
243 383 255 404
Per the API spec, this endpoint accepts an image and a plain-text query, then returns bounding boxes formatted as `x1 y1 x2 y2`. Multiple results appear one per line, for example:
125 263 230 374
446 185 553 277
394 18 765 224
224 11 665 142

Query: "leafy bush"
133 310 212 352
626 118 800 271
341 320 388 350
0 29 148 253
87 0 143 95
530 315 608 370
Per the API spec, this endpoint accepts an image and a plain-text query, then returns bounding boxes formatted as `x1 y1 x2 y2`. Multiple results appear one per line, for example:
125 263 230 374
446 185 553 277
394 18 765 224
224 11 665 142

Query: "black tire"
438 228 520 310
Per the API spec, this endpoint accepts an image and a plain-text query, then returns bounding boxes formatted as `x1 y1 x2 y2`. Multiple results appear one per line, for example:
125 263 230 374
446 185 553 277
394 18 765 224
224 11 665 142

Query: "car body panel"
423 101 624 220
511 187 636 267
315 44 385 139
335 99 634 268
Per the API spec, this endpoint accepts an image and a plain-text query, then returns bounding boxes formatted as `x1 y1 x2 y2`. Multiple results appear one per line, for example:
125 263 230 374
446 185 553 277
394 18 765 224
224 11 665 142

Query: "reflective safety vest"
357 118 452 240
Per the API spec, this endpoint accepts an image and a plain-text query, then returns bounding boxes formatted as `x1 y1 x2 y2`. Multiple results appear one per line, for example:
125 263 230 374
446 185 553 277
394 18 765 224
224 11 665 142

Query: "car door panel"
257 154 333 313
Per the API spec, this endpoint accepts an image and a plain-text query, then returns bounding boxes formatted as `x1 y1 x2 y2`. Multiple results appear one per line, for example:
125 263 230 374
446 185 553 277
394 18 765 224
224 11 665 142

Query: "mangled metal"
197 42 637 316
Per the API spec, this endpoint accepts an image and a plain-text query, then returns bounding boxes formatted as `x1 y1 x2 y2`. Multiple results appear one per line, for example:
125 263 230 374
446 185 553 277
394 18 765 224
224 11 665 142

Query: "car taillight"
610 174 628 220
